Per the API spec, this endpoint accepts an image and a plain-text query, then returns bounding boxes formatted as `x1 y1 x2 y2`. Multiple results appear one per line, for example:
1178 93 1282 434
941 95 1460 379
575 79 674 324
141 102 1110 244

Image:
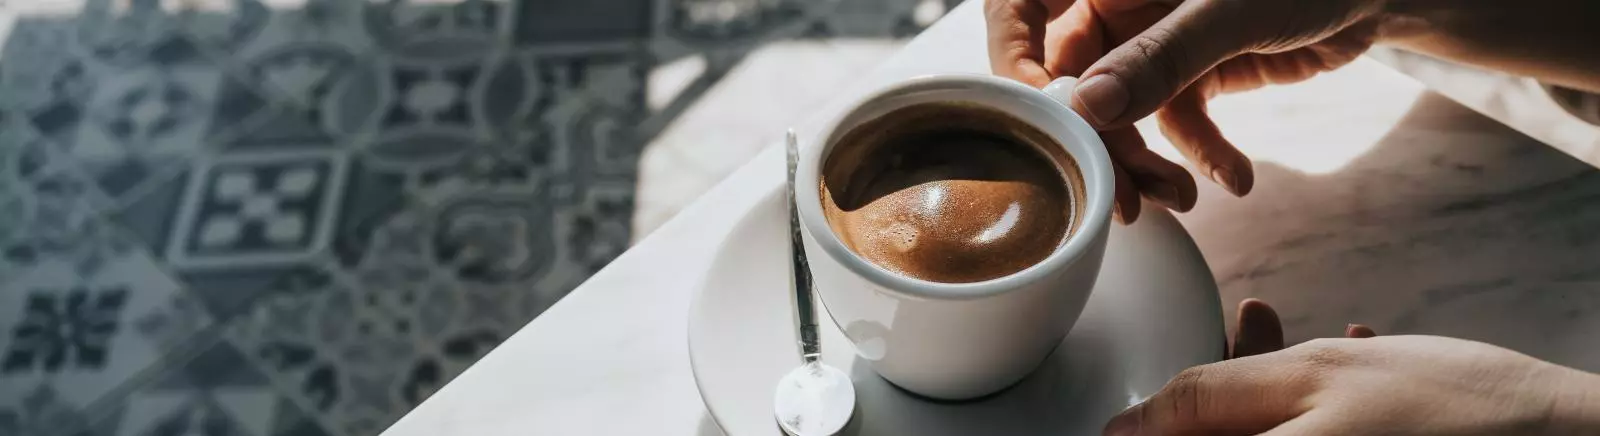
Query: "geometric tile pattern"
0 0 950 435
166 150 349 269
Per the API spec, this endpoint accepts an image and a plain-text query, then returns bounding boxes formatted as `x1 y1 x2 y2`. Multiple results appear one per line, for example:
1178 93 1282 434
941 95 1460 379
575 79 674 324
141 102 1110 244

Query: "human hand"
1107 333 1600 435
984 0 1385 221
1227 298 1373 359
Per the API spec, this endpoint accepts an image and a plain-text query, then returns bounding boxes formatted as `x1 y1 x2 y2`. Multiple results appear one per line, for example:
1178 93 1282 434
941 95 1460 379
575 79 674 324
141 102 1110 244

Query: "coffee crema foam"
820 102 1082 284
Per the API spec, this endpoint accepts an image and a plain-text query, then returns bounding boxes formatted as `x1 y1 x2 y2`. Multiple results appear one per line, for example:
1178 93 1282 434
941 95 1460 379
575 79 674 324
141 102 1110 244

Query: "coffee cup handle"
1041 76 1081 108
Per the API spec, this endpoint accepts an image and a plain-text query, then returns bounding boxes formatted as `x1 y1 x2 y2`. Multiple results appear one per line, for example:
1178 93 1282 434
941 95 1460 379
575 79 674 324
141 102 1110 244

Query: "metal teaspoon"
773 129 856 436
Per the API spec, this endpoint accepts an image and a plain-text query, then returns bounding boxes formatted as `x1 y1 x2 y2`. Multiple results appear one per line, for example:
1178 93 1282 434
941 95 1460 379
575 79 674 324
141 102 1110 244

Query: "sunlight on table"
1137 57 1426 176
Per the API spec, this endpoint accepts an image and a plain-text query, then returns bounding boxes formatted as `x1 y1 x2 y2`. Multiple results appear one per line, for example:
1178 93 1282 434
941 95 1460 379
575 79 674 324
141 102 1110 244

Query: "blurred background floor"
0 0 958 435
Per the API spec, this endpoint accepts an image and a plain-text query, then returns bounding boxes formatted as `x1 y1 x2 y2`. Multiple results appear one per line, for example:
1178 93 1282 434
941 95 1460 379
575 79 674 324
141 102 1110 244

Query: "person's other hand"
984 0 1386 221
1227 298 1374 359
1106 333 1600 435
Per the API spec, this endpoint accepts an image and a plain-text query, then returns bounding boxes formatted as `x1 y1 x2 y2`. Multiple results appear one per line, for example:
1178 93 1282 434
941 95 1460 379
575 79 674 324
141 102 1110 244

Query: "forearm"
1375 0 1600 93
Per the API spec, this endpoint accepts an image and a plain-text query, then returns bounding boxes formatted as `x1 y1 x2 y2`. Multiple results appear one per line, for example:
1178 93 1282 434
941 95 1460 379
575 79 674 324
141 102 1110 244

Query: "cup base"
868 335 1067 401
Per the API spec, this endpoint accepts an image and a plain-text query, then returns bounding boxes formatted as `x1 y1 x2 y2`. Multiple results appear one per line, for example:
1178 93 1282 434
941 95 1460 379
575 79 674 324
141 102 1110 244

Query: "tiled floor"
0 0 955 435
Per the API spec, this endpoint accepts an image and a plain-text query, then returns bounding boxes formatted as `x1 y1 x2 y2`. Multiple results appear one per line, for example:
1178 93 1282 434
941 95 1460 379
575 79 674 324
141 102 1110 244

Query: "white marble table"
381 2 1600 435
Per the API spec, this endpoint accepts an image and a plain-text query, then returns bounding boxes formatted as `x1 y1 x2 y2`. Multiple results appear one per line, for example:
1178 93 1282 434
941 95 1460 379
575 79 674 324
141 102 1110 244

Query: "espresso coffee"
820 102 1082 284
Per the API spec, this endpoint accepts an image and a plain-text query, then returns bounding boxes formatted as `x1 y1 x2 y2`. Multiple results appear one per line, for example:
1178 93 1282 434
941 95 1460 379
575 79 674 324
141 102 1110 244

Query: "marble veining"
1182 92 1600 371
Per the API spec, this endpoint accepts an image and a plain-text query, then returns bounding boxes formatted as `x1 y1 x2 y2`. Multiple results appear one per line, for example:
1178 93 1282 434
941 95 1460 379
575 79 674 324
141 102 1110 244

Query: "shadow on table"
1181 91 1600 370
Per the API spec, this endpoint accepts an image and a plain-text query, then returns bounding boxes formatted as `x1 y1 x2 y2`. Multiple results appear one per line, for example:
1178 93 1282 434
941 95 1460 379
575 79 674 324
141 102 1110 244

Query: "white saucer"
689 190 1226 435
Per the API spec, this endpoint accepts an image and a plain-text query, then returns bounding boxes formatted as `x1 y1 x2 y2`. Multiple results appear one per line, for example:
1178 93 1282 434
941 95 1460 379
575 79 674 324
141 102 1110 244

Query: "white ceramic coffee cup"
795 74 1114 400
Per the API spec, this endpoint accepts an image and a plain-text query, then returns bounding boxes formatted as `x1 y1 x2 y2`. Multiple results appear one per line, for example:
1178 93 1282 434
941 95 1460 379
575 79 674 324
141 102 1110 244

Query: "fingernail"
1073 75 1128 128
1103 407 1141 436
1147 184 1182 211
1210 167 1238 196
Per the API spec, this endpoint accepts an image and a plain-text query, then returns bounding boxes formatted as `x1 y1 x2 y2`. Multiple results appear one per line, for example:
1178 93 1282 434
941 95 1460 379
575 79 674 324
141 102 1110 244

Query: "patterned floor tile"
69 66 225 199
327 158 410 269
1 1 955 436
174 264 337 332
0 5 212 150
246 44 360 118
359 0 506 64
0 112 58 201
510 0 652 47
550 183 635 277
320 52 544 176
380 182 557 288
222 174 617 434
108 140 357 323
75 0 212 69
184 0 375 147
663 0 808 44
172 0 275 60
189 0 372 63
222 260 505 435
0 18 93 113
107 146 353 270
532 52 649 200
0 383 98 436
805 0 956 39
7 32 230 204
0 243 212 436
0 189 28 271
208 68 336 149
164 149 351 270
86 339 332 436
0 19 105 143
1 160 126 277
108 168 192 259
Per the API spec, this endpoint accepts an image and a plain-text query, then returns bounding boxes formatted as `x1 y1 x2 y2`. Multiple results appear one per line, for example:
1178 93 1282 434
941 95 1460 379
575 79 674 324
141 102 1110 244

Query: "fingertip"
1113 165 1142 224
1144 183 1184 213
1133 169 1198 213
1210 161 1255 197
1156 97 1256 199
1232 298 1285 358
1345 324 1378 338
1236 299 1282 332
1104 130 1198 213
1114 198 1141 224
1239 298 1275 314
1174 171 1199 211
983 0 1056 89
1234 161 1255 195
1103 405 1142 436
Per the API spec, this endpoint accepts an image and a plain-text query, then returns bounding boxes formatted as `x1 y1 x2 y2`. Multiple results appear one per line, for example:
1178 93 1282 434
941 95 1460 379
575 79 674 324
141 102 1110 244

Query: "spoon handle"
785 130 822 363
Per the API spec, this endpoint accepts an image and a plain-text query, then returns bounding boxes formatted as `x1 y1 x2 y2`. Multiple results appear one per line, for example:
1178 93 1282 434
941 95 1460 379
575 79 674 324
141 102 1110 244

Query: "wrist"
1544 368 1600 435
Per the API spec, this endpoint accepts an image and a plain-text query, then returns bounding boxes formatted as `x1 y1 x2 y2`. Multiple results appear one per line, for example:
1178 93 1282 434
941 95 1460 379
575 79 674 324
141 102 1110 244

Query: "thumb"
1071 0 1254 129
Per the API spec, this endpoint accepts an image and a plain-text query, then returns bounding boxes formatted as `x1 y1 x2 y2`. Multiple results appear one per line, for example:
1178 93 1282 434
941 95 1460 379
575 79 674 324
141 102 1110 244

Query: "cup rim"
796 73 1116 301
